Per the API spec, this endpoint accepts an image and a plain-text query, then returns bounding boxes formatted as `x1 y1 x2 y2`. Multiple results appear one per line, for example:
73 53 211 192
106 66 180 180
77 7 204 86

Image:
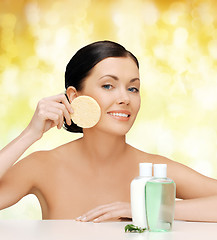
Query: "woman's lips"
107 110 131 121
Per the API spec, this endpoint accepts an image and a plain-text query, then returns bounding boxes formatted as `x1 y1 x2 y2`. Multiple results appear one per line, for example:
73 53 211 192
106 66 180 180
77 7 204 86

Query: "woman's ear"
66 86 78 103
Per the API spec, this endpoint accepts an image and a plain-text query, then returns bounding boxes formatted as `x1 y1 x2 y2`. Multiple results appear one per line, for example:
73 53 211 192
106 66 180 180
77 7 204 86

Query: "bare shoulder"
128 144 175 165
16 149 56 171
11 139 80 184
129 145 200 180
6 150 55 190
29 138 81 162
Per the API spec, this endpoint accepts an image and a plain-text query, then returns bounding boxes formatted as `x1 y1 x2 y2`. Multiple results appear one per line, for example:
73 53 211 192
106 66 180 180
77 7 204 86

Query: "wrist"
21 125 42 143
174 199 185 220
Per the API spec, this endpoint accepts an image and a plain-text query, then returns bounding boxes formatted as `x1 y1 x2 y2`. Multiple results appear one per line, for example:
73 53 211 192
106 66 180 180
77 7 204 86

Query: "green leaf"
125 224 146 233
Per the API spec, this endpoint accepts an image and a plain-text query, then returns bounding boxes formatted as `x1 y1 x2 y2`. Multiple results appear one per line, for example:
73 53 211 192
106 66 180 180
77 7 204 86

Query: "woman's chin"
83 119 135 136
98 125 132 136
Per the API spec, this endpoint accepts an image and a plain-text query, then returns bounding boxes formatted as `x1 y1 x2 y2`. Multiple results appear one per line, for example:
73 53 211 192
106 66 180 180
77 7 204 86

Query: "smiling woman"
64 41 139 133
1 40 217 222
68 55 141 136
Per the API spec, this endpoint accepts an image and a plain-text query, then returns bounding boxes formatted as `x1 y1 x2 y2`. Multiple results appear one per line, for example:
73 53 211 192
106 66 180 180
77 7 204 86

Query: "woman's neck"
80 129 127 167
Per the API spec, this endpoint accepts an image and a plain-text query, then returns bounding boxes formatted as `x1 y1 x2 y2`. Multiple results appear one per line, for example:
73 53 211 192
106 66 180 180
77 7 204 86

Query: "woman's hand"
27 94 73 140
75 202 132 223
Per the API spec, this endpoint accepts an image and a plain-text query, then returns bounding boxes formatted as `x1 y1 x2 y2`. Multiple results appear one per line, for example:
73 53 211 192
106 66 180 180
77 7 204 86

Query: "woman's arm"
0 127 38 179
0 94 73 211
0 94 73 180
169 160 217 222
175 195 217 222
78 195 217 223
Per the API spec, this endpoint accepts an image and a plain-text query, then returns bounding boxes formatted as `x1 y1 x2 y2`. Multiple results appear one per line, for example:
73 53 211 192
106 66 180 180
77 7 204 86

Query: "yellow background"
1 0 217 219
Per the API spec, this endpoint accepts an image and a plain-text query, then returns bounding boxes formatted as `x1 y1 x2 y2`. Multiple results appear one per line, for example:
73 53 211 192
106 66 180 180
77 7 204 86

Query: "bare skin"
1 57 217 222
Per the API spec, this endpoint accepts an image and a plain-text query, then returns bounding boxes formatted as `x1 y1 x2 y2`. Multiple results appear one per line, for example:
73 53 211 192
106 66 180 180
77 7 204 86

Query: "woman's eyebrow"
99 74 140 82
130 78 140 83
99 74 118 80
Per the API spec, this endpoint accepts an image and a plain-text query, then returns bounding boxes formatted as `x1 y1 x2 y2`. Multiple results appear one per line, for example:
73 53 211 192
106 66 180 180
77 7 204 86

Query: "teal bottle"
145 164 176 232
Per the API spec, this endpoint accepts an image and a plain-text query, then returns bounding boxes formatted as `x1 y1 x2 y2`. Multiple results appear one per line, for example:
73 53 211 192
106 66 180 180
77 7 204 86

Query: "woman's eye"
102 84 113 90
128 87 139 93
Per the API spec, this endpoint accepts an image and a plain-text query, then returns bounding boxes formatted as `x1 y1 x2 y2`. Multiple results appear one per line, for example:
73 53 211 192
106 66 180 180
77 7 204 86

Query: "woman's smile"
107 110 131 121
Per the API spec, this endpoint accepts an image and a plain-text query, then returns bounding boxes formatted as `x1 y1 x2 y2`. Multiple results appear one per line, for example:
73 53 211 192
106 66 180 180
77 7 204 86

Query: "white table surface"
0 220 216 240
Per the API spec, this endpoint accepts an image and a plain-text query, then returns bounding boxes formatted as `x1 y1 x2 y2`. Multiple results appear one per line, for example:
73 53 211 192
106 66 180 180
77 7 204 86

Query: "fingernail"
93 218 99 222
76 216 82 221
81 216 87 221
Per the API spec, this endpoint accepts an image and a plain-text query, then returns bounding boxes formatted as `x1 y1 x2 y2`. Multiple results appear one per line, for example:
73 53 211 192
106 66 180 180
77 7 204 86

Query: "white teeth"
109 113 129 117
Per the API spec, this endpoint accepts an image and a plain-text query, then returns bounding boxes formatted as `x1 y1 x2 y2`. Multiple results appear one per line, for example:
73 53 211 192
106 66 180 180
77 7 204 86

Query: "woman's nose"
116 89 130 105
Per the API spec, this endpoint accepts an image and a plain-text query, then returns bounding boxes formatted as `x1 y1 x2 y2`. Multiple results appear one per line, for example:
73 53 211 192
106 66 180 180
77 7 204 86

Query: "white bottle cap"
154 164 167 178
139 163 152 177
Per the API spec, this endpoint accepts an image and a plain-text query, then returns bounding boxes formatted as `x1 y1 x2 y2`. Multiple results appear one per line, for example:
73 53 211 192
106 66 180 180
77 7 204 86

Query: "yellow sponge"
70 96 101 128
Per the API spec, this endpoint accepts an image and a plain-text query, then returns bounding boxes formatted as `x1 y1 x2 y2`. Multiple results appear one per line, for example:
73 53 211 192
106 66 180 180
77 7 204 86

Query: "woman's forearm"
0 126 38 179
0 94 73 180
175 195 217 222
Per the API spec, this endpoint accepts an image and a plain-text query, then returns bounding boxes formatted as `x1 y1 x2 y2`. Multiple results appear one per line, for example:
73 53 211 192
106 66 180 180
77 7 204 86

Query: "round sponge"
70 96 101 128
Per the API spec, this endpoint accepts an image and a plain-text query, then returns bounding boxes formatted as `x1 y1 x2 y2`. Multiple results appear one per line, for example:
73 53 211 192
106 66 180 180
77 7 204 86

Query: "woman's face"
78 57 141 136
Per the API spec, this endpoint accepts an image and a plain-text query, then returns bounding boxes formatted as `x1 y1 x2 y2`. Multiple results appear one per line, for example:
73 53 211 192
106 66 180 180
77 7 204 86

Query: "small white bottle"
130 163 153 228
145 164 176 232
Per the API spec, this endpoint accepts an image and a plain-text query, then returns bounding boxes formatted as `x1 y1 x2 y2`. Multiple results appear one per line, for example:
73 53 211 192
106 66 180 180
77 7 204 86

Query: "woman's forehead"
91 57 139 76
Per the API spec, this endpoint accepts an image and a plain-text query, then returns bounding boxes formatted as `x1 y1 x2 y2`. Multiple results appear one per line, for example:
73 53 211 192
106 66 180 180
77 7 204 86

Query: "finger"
80 202 122 218
88 202 129 215
88 203 131 222
75 202 128 222
93 211 118 223
45 112 60 128
48 105 69 129
79 204 124 222
45 107 65 130
49 102 71 126
57 115 64 129
77 205 113 221
54 94 73 114
93 209 128 223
